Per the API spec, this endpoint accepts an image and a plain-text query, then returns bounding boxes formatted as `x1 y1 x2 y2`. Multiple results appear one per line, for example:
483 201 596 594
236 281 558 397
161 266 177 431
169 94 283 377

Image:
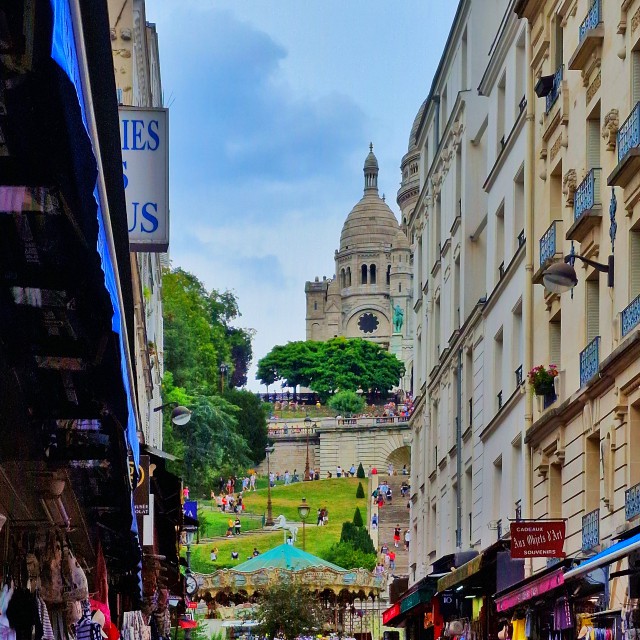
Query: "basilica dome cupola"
364 143 379 192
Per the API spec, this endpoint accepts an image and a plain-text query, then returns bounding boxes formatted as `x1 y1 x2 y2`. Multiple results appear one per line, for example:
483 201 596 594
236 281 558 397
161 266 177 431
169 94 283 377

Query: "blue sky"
149 0 458 390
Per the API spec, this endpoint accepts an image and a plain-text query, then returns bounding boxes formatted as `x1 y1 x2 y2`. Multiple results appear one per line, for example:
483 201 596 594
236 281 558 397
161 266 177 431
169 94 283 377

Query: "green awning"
437 554 483 592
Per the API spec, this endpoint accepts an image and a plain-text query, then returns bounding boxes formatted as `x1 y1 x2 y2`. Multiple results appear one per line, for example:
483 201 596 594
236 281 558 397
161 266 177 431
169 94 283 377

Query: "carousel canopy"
196 545 384 597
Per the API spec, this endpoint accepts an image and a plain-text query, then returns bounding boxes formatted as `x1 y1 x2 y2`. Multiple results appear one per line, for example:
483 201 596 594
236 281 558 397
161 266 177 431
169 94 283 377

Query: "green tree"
222 389 269 464
353 506 363 527
356 462 365 478
257 337 404 401
321 542 376 571
356 482 365 499
256 580 323 640
340 521 375 554
328 390 365 416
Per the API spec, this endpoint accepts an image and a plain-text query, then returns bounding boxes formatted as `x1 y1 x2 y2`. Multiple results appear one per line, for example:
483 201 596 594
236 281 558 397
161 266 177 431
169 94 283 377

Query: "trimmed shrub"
356 482 365 499
340 521 375 554
356 463 365 478
321 542 376 570
353 507 364 527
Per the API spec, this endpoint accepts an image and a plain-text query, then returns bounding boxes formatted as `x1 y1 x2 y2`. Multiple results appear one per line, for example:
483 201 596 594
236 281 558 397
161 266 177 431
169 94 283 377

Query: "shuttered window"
586 278 600 343
630 229 640 299
632 50 640 105
549 319 561 368
587 117 600 170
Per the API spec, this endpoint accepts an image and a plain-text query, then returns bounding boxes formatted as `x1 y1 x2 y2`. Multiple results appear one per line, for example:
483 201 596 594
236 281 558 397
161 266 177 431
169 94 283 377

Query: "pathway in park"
375 474 410 577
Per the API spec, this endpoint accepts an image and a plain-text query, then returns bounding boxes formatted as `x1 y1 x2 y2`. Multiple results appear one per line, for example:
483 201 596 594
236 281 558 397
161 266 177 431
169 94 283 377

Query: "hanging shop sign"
183 501 198 521
134 455 150 516
119 106 169 252
510 521 566 559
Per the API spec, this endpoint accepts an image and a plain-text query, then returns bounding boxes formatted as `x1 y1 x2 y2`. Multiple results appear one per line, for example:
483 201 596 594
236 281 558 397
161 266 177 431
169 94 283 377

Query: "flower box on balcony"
568 0 603 72
566 168 602 243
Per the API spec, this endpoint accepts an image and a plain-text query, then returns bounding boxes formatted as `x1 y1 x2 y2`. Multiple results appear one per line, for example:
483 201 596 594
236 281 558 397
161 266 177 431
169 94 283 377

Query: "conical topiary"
356 482 365 499
356 463 365 479
353 506 364 527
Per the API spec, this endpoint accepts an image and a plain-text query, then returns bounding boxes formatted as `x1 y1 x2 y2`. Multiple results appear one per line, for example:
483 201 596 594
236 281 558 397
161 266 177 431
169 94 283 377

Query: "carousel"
193 545 385 638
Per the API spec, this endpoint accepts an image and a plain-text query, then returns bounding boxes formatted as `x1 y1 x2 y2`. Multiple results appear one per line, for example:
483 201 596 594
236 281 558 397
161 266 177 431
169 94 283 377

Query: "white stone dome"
340 193 401 250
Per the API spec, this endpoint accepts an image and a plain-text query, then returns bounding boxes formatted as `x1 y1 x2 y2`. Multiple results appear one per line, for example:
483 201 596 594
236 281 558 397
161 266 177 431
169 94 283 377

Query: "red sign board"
382 603 401 625
510 521 566 559
495 568 564 612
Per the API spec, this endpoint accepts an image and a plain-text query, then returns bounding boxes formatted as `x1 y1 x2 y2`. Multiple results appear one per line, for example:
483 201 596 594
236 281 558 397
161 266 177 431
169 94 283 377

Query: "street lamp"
219 363 229 393
304 415 312 481
265 445 275 526
153 402 192 426
542 250 614 294
297 497 310 551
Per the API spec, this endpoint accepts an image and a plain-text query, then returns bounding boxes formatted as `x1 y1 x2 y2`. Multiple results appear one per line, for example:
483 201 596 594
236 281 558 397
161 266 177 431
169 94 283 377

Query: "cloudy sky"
148 1 458 390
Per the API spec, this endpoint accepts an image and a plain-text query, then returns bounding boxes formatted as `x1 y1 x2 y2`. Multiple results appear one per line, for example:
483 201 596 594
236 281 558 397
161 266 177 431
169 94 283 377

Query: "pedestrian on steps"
393 525 401 548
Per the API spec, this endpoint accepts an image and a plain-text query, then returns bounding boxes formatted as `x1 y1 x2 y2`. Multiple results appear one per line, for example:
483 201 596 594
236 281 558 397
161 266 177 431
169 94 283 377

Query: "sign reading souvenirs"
133 455 150 516
118 106 169 251
510 521 566 558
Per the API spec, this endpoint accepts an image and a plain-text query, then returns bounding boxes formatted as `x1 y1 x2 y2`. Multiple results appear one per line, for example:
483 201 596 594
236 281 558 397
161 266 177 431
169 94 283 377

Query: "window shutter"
586 279 600 343
632 51 640 105
587 119 601 170
549 321 561 367
630 230 640 299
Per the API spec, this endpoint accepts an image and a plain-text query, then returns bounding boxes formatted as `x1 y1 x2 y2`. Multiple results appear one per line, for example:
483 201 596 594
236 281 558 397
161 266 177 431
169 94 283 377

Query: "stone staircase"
374 475 410 577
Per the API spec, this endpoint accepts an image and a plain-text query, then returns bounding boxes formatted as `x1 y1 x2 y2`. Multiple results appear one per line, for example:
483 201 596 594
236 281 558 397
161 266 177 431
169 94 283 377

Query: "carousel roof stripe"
232 544 346 573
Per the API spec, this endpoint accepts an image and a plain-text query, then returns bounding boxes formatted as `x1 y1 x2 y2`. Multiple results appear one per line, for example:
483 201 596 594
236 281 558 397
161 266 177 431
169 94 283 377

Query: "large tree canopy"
161 267 263 494
256 337 404 400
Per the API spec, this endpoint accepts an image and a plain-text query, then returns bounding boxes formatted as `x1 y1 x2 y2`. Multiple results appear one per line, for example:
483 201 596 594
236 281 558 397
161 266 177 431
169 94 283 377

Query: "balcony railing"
518 229 525 248
574 168 601 222
579 0 601 43
515 365 523 386
582 508 600 551
498 261 505 279
579 336 600 387
540 220 560 266
622 294 640 337
546 65 563 113
626 482 640 521
497 391 503 410
618 101 640 162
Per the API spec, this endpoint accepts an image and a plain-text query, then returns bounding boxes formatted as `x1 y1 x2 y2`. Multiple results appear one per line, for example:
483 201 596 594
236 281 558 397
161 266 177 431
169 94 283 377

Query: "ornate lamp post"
265 445 275 526
219 363 229 393
297 497 310 551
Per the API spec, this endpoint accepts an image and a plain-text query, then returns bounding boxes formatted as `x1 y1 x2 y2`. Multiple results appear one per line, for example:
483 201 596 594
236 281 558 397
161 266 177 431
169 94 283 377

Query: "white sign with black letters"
118 106 169 252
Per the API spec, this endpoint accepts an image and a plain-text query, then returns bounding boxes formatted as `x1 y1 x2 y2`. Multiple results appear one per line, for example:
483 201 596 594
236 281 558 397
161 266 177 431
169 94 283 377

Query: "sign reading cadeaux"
118 106 169 252
510 521 566 558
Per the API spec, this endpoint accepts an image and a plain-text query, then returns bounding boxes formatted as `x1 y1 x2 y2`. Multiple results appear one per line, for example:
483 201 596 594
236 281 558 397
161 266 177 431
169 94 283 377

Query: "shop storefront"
0 1 169 640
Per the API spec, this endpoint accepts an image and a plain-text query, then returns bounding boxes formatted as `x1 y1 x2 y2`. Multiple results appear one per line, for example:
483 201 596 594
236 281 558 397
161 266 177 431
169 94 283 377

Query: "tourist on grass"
252 547 260 557
350 464 356 477
323 507 329 525
317 509 323 526
231 551 239 560
210 547 218 562
250 473 257 491
284 470 290 485
234 517 241 535
286 535 293 545
336 465 342 478
227 519 234 536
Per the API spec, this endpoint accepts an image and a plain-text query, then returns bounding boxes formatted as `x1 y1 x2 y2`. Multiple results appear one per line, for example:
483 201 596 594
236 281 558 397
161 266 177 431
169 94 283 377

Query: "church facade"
304 146 413 391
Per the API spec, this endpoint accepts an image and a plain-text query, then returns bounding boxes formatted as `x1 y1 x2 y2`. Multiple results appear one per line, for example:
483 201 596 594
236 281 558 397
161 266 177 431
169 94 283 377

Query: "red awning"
382 603 402 626
495 568 564 612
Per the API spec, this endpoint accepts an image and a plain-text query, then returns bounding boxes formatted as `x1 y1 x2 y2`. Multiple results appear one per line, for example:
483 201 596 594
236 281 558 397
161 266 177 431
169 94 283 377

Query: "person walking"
389 549 396 571
404 529 411 551
234 517 241 535
317 508 323 526
393 525 401 548
371 514 378 530
250 472 256 491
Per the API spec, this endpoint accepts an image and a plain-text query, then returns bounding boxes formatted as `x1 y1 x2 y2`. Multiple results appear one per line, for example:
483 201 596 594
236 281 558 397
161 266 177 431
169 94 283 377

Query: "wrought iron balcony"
621 294 640 338
582 508 600 551
545 65 563 114
579 0 601 42
609 102 640 188
539 220 561 267
626 482 640 521
567 169 602 242
569 0 603 71
579 336 600 387
618 102 640 163
574 169 601 221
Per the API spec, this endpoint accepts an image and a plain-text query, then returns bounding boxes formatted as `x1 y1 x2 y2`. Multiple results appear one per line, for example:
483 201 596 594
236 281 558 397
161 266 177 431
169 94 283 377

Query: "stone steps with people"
372 474 411 577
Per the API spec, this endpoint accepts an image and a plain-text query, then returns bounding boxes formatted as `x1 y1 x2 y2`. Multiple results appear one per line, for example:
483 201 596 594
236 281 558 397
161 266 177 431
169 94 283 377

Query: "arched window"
386 265 391 285
347 267 352 287
340 269 346 288
361 264 368 285
370 264 377 285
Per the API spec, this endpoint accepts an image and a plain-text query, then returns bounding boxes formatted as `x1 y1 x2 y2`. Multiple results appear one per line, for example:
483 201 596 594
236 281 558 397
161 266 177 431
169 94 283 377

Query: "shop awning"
495 567 565 613
437 553 483 592
563 532 640 581
382 602 402 626
383 576 438 627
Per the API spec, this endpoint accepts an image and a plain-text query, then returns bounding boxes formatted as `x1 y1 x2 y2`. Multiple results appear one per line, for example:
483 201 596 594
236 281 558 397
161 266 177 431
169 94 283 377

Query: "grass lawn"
188 478 368 573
